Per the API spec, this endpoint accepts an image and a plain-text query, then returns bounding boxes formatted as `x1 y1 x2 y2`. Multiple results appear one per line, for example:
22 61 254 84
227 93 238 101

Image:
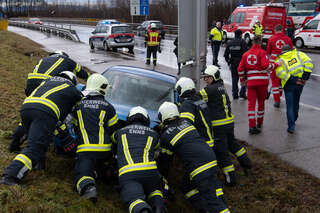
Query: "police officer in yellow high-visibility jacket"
145 23 160 66
252 20 264 37
275 45 313 133
210 21 223 67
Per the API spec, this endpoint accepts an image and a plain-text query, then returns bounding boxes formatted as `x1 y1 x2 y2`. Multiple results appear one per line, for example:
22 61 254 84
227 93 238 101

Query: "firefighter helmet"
150 23 157 29
85 73 110 95
50 50 69 57
59 71 77 85
127 106 150 126
203 65 221 81
175 77 195 96
158 102 179 123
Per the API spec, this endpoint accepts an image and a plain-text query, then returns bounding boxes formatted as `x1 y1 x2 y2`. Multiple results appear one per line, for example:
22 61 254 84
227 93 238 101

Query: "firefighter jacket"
25 55 89 96
179 93 214 148
275 49 313 88
252 23 264 36
115 122 159 178
199 80 234 127
224 37 248 65
210 27 223 42
145 29 160 46
22 76 83 122
266 32 293 62
238 44 276 87
72 94 120 156
159 118 217 181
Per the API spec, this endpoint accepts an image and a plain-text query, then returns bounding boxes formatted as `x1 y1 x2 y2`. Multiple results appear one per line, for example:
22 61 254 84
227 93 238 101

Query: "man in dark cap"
275 45 313 133
224 29 248 100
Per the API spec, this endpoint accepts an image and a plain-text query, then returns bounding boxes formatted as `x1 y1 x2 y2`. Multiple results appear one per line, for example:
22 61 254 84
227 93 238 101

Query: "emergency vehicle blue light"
239 4 245 7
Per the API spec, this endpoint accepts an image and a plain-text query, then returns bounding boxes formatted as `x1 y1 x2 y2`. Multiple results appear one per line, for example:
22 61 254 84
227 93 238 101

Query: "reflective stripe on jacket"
275 49 313 88
252 24 264 36
146 30 160 46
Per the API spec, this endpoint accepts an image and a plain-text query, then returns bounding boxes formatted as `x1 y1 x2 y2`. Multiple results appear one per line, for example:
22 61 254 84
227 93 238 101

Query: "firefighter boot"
224 171 237 187
0 175 19 186
238 154 252 175
146 60 150 65
81 185 97 202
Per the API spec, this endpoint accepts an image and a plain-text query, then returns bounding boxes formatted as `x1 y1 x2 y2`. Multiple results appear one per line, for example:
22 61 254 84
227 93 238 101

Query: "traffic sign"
130 0 149 16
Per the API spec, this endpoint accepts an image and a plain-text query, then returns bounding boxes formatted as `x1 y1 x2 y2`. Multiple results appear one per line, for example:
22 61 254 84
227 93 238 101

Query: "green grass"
0 30 320 213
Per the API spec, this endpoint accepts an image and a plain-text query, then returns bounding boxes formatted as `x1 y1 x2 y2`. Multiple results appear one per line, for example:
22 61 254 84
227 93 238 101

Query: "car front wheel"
295 37 304 49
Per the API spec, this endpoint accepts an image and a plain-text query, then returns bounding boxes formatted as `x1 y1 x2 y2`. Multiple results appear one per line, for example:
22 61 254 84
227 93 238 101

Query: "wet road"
10 24 320 108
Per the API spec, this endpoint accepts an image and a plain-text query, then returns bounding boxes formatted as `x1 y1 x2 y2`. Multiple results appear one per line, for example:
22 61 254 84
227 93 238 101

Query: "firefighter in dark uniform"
0 71 82 185
157 102 229 213
115 106 165 213
174 77 226 205
145 23 160 66
9 50 89 153
72 73 120 201
224 29 248 100
200 65 252 186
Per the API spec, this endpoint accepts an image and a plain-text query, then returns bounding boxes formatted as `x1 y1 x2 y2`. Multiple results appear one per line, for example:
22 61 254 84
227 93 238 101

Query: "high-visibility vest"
275 49 313 87
210 27 222 41
252 24 264 36
147 31 160 46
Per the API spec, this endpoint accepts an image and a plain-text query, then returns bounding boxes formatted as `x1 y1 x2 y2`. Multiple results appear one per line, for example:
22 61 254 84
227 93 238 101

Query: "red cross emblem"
276 40 285 49
247 54 257 65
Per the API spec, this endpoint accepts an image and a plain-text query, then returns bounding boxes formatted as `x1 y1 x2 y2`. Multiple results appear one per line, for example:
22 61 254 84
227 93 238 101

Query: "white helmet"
158 102 179 123
86 73 110 95
127 106 150 126
59 71 77 85
150 23 157 29
175 77 195 97
50 50 69 57
203 65 221 81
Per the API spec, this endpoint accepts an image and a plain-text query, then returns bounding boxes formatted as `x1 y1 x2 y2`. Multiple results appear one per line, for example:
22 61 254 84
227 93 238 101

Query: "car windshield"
111 26 132 34
104 70 174 111
288 2 317 15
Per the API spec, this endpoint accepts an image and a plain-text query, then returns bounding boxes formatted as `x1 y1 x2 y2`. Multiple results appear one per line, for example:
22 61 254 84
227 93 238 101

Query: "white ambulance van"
294 13 320 48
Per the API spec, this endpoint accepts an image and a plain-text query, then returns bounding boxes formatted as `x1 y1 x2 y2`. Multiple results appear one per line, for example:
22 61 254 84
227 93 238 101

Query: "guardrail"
10 17 179 35
8 20 81 42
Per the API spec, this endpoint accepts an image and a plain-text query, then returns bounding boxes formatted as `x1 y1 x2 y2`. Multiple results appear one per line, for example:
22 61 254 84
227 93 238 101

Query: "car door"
301 19 320 46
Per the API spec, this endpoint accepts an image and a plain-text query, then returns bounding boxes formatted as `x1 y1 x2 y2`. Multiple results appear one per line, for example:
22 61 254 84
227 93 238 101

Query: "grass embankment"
0 30 320 213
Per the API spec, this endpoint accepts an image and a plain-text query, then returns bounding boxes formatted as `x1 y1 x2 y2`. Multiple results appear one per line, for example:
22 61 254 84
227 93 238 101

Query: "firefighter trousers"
119 170 165 213
9 123 26 152
146 46 158 65
211 41 221 66
74 152 112 195
247 85 268 128
271 70 282 103
231 63 246 98
212 125 237 186
3 109 56 180
182 167 229 213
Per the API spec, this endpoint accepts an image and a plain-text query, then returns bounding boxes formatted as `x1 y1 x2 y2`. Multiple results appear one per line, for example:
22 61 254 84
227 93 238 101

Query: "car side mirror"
92 31 96 34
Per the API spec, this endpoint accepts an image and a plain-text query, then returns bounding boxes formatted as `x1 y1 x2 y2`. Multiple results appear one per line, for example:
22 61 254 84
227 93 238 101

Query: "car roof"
110 24 130 27
103 65 177 84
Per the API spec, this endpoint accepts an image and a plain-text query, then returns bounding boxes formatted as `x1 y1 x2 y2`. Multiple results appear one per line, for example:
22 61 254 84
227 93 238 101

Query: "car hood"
111 102 159 128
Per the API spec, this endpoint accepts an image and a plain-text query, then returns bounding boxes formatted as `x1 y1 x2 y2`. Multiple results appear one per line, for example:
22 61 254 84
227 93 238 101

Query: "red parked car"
28 18 43 25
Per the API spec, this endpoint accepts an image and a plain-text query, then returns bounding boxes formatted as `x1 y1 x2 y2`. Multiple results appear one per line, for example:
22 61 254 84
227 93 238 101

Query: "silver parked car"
89 24 135 53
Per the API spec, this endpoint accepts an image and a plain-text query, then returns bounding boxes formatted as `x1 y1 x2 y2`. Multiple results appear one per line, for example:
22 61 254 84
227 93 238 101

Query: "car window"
151 22 162 28
100 26 108 33
104 70 175 111
95 26 102 33
111 26 132 34
303 20 319 29
236 12 245 23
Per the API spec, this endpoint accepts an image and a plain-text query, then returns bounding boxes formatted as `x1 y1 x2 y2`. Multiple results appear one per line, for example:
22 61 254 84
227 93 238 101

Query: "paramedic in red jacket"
266 24 293 108
238 36 277 134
